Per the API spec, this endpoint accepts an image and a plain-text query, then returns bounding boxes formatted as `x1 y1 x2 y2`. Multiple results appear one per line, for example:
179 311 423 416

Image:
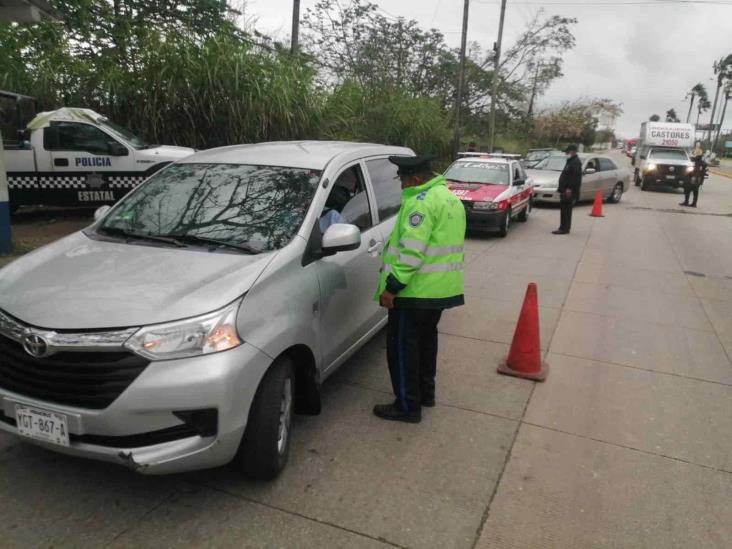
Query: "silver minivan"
0 141 414 479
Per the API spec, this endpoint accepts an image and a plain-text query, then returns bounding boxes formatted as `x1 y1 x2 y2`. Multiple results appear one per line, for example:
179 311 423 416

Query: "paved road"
0 154 730 548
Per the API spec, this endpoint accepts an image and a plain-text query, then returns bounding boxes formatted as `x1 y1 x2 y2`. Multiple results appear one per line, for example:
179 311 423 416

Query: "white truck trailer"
1 103 194 212
633 121 695 190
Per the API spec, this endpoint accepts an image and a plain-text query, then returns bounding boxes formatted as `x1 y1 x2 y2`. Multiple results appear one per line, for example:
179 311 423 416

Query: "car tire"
607 182 623 204
233 356 295 480
498 207 511 237
517 199 531 222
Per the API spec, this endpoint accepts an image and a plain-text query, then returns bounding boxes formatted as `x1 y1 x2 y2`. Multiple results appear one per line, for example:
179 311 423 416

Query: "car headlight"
473 201 497 210
125 299 243 360
644 163 657 172
686 165 694 173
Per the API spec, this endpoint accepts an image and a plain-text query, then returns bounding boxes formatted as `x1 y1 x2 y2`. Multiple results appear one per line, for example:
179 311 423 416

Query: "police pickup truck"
2 103 193 212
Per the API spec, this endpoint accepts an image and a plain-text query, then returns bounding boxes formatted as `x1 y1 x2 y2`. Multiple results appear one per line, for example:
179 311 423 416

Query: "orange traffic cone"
497 283 548 381
589 190 604 217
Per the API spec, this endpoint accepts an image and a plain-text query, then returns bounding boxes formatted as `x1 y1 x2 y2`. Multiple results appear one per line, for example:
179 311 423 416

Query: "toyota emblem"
23 333 49 358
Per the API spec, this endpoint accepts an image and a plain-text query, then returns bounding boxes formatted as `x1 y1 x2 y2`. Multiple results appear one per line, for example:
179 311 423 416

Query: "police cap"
564 144 578 153
388 155 433 177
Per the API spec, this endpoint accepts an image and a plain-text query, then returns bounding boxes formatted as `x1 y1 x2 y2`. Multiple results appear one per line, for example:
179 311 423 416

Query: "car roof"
181 141 414 170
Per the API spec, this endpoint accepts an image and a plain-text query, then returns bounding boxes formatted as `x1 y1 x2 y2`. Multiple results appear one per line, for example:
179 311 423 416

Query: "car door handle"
54 158 69 167
367 239 383 254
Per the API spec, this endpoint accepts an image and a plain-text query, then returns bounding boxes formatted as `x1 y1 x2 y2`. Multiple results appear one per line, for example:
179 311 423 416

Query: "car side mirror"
584 168 596 175
321 223 361 255
94 205 111 221
107 142 129 156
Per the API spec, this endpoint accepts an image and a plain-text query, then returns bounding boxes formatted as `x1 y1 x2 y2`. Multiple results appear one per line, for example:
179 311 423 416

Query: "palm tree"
707 54 732 144
665 109 679 122
712 80 732 151
686 82 707 123
697 97 711 127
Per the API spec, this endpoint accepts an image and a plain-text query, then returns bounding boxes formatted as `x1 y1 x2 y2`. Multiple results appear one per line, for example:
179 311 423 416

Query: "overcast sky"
241 0 732 138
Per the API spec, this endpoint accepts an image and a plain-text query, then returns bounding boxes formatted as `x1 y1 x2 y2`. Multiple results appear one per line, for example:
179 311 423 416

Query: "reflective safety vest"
375 175 466 309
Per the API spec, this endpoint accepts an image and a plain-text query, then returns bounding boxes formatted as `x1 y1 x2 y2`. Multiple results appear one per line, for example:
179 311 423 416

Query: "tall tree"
686 82 707 123
665 109 679 122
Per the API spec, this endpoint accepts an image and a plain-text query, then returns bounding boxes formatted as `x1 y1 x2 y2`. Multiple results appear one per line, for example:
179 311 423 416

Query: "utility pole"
489 0 508 152
290 0 301 54
452 0 470 158
712 88 730 152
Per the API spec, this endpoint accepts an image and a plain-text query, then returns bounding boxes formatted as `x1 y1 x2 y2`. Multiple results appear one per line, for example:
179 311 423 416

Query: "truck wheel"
233 356 295 480
498 207 511 237
517 199 531 222
607 183 623 204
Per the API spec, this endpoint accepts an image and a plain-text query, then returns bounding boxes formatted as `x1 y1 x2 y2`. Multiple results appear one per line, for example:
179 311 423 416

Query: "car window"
102 163 322 252
599 158 616 171
323 164 373 232
585 158 599 172
365 158 402 222
444 161 509 185
44 122 118 155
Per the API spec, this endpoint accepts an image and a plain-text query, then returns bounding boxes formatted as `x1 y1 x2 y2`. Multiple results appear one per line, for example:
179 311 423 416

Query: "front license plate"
665 175 676 180
15 405 70 447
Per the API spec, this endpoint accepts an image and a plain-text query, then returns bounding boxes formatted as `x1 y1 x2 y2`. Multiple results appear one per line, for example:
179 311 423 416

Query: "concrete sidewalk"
0 157 730 548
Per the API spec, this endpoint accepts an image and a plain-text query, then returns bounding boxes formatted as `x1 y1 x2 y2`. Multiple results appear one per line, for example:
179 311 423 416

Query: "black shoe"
679 202 689 206
421 398 436 408
690 204 697 208
373 403 421 423
552 229 569 235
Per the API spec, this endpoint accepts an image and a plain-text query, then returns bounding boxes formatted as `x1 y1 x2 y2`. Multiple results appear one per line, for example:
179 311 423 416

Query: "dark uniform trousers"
682 174 701 206
386 308 443 412
559 189 578 232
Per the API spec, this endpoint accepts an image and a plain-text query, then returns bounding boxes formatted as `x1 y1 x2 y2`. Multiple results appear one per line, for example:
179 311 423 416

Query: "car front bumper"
0 341 272 474
533 189 561 203
464 207 507 231
642 174 690 188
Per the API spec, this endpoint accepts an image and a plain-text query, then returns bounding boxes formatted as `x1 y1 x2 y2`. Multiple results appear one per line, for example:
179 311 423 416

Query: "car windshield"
526 150 549 161
533 156 567 171
101 163 322 252
444 162 509 185
98 118 149 149
649 149 688 161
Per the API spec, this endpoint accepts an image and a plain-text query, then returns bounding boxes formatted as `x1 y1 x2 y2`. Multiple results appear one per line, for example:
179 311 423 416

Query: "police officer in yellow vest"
373 156 466 423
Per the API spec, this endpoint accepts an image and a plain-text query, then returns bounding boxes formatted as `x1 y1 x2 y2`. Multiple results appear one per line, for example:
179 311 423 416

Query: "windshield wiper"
164 234 261 254
98 226 185 247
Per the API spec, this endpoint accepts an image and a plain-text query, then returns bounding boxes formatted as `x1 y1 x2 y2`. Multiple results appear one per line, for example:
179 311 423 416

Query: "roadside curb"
710 169 732 180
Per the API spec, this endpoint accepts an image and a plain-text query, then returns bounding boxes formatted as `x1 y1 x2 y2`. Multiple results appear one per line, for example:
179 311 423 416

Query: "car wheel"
607 182 623 204
517 199 531 222
233 356 294 480
498 207 511 237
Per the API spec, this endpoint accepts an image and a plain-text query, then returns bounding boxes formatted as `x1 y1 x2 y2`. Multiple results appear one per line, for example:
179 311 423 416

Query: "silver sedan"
529 154 630 204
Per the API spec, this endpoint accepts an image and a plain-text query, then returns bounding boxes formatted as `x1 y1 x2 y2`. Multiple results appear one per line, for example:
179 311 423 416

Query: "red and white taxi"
444 153 534 237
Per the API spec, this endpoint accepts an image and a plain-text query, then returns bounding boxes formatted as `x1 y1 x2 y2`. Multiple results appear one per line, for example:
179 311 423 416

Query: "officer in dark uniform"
553 144 583 235
680 151 707 208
